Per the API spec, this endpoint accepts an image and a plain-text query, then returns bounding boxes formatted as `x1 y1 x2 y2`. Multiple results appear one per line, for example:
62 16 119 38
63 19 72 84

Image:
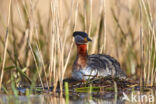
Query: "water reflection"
0 90 155 104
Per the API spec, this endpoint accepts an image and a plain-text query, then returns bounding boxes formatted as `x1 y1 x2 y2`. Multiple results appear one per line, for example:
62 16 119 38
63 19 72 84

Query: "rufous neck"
76 44 88 56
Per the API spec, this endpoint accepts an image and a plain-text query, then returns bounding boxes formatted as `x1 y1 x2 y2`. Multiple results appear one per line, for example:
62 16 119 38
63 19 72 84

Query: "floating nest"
63 77 138 93
15 77 155 96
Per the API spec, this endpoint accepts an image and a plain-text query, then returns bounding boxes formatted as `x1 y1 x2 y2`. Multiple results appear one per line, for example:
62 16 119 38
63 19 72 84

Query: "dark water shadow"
0 87 156 104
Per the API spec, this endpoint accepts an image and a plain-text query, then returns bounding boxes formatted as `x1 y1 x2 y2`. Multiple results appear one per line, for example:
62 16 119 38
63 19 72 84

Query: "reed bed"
0 0 155 94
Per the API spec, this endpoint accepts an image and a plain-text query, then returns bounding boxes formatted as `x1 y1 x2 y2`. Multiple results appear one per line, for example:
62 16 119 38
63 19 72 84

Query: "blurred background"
0 0 155 88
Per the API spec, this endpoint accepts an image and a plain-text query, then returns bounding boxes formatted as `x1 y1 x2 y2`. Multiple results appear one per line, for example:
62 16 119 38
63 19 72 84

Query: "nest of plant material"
63 77 138 92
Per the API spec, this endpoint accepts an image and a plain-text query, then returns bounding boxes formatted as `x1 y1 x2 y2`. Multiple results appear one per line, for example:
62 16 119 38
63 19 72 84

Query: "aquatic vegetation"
0 0 155 100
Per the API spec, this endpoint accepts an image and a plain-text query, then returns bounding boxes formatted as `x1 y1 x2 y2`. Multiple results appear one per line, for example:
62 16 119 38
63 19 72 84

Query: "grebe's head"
73 31 92 44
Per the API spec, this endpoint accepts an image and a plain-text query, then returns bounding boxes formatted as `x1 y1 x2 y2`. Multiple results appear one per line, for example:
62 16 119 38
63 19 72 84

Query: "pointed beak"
87 37 92 41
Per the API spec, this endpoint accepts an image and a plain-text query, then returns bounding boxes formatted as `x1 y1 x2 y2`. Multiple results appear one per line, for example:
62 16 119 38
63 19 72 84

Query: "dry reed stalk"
48 5 55 84
84 0 87 32
139 0 144 87
88 0 92 36
35 29 49 88
18 29 29 61
25 0 44 88
49 23 55 85
142 0 155 34
99 0 106 54
28 40 44 88
103 0 107 53
140 0 156 86
62 0 75 53
21 0 35 72
50 0 60 92
148 27 156 86
24 5 33 71
52 39 57 91
146 30 153 85
62 1 79 81
0 0 12 89
15 0 24 26
50 0 78 92
91 0 104 54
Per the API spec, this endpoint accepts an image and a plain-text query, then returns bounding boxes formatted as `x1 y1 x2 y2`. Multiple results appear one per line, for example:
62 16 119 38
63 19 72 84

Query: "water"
0 88 155 104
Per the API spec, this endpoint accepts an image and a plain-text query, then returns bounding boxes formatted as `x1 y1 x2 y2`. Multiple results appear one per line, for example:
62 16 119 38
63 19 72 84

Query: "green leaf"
4 66 16 71
75 86 100 92
16 67 32 84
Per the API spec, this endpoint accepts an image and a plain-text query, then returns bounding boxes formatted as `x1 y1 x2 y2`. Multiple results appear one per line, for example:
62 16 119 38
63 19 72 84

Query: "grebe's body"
72 32 127 81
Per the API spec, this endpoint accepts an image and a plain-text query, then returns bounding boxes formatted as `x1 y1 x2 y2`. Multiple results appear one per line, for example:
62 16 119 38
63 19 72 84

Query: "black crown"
73 31 88 38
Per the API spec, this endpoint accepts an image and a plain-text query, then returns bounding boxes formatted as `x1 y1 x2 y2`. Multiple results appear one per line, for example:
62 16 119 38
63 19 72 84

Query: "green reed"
0 0 155 94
